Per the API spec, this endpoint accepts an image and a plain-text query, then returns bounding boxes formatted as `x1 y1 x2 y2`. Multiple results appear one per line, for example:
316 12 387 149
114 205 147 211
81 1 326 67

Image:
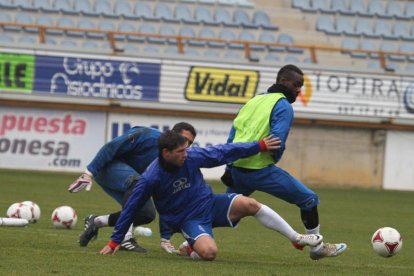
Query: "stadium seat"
360 40 379 58
252 11 278 30
386 1 408 20
0 0 14 9
18 35 36 44
199 0 216 5
124 43 139 53
374 20 398 40
0 33 14 43
381 42 405 61
137 24 158 43
336 17 357 36
114 21 135 40
155 2 179 23
284 55 300 63
367 0 389 18
203 49 221 58
36 15 62 35
393 22 413 41
233 9 257 29
215 8 238 27
99 20 116 34
114 1 136 19
175 4 199 24
134 2 157 21
15 13 36 32
45 37 56 45
404 2 414 19
57 17 76 35
74 0 98 16
164 46 179 55
34 0 57 12
159 25 178 45
194 6 219 26
328 0 348 14
259 32 282 52
313 0 332 14
399 43 414 62
197 27 215 47
219 29 243 49
180 26 204 46
405 63 414 74
60 38 77 47
184 48 200 56
76 18 102 38
82 40 98 49
349 0 369 16
292 0 313 12
263 53 280 63
14 0 37 11
316 15 338 35
143 45 159 54
54 0 75 14
223 50 243 60
95 0 117 18
278 33 303 53
239 30 265 51
340 38 360 55
237 0 255 9
367 60 382 70
385 62 400 72
355 18 377 38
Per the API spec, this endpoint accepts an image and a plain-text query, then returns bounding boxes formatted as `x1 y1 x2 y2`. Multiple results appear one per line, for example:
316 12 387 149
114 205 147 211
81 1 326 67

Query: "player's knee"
243 197 261 214
197 246 217 261
300 194 319 210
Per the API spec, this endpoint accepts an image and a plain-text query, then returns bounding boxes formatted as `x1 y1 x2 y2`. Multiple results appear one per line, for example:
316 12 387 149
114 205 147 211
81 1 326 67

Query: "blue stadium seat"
284 55 300 63
95 0 117 18
223 50 243 61
15 13 36 32
114 1 136 19
57 17 75 35
159 25 178 45
0 0 14 9
180 26 204 46
393 22 414 41
316 15 337 35
0 33 14 43
194 6 219 26
137 24 160 43
374 20 398 40
143 45 159 54
184 48 200 57
336 17 357 36
164 46 179 55
360 40 378 58
340 38 360 56
399 43 414 62
14 0 37 11
215 8 238 27
259 32 282 52
239 30 265 51
381 42 405 61
74 0 98 16
404 2 414 19
292 0 313 12
367 0 389 18
99 20 116 35
367 60 381 70
198 27 216 47
36 15 62 35
124 43 139 54
329 0 349 14
34 0 57 12
54 0 76 14
219 29 243 49
76 18 102 38
60 38 77 47
114 22 134 40
45 37 56 45
82 40 98 49
18 35 36 44
155 2 179 23
253 11 278 30
278 33 303 53
385 62 400 72
349 0 369 16
263 54 280 63
175 4 198 24
386 1 408 20
134 2 157 21
312 0 331 13
0 12 20 31
355 18 377 38
233 9 257 28
203 49 221 58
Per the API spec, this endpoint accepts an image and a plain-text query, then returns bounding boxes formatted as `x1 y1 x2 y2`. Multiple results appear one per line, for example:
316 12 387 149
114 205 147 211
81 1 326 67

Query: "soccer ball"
21 201 41 223
6 202 36 223
51 206 77 229
371 227 403 257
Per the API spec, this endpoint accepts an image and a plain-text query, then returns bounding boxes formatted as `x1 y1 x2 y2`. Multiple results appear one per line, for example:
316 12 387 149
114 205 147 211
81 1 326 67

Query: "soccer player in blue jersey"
221 64 347 260
100 131 323 260
68 122 196 253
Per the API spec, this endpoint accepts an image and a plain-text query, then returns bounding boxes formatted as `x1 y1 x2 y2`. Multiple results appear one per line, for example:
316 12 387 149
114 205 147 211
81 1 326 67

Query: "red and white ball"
6 202 38 223
371 227 403 257
51 206 77 229
21 201 41 223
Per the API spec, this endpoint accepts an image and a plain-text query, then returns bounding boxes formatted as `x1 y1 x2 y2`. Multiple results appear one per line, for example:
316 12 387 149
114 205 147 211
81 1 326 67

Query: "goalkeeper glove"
68 172 93 193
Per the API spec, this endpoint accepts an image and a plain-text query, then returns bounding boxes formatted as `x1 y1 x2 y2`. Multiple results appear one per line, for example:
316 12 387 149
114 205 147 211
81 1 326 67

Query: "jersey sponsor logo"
172 177 191 194
184 66 259 104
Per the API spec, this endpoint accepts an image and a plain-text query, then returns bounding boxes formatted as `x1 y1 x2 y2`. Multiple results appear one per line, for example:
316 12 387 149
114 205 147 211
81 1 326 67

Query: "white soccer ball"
51 206 77 229
6 202 36 223
371 227 403 257
21 201 41 223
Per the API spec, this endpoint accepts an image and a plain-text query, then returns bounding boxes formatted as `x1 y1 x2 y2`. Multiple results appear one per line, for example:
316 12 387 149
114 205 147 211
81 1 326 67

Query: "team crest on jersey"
172 177 191 194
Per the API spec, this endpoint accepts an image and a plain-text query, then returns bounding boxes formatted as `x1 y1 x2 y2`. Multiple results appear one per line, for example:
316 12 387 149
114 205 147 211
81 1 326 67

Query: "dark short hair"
276 64 303 83
172 122 197 138
158 130 188 154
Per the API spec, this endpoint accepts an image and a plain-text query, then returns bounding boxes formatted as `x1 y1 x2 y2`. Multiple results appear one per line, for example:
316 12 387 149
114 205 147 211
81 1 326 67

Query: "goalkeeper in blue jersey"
100 131 323 260
68 122 196 253
221 64 347 260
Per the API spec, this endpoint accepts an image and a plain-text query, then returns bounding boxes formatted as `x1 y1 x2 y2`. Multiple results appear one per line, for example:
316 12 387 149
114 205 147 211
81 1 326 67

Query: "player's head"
172 122 196 146
159 130 188 168
276 64 304 103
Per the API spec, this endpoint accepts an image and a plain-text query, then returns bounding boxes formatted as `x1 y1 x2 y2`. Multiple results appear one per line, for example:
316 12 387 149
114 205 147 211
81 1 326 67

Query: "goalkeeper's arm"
68 169 93 193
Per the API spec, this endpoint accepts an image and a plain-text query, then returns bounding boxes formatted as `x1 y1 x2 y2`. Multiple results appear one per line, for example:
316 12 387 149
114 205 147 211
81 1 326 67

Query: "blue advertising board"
33 55 160 101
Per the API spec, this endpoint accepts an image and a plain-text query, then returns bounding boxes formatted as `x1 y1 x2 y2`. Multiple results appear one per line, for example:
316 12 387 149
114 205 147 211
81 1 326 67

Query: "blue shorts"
94 160 139 205
228 165 319 210
181 193 240 246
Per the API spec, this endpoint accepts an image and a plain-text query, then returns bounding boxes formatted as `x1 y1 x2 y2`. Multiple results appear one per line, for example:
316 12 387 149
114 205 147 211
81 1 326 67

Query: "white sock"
306 225 323 252
254 205 298 241
123 224 134 242
94 215 109 227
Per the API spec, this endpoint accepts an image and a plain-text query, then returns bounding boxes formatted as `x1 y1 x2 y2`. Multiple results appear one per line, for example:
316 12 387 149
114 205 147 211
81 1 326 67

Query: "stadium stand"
0 0 412 73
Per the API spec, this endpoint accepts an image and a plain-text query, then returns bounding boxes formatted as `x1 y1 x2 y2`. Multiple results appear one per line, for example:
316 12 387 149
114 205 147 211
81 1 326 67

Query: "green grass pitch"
0 168 412 276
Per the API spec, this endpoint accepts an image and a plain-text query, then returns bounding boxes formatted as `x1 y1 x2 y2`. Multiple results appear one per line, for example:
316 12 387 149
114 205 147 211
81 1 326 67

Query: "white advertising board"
107 113 233 179
383 130 414 191
0 107 105 172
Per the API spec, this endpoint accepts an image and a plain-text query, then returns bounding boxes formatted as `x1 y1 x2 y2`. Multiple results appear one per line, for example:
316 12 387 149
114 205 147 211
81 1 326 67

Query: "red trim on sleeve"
258 140 267 152
107 240 119 249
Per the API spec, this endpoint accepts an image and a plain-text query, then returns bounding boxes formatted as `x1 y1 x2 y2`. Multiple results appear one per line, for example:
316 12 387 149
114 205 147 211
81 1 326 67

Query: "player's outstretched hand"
261 135 281 151
100 244 119 255
68 173 93 193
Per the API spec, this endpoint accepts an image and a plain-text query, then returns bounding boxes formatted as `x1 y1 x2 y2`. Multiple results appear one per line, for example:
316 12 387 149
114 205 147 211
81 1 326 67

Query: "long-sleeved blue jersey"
227 97 293 163
110 141 261 244
86 127 160 177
